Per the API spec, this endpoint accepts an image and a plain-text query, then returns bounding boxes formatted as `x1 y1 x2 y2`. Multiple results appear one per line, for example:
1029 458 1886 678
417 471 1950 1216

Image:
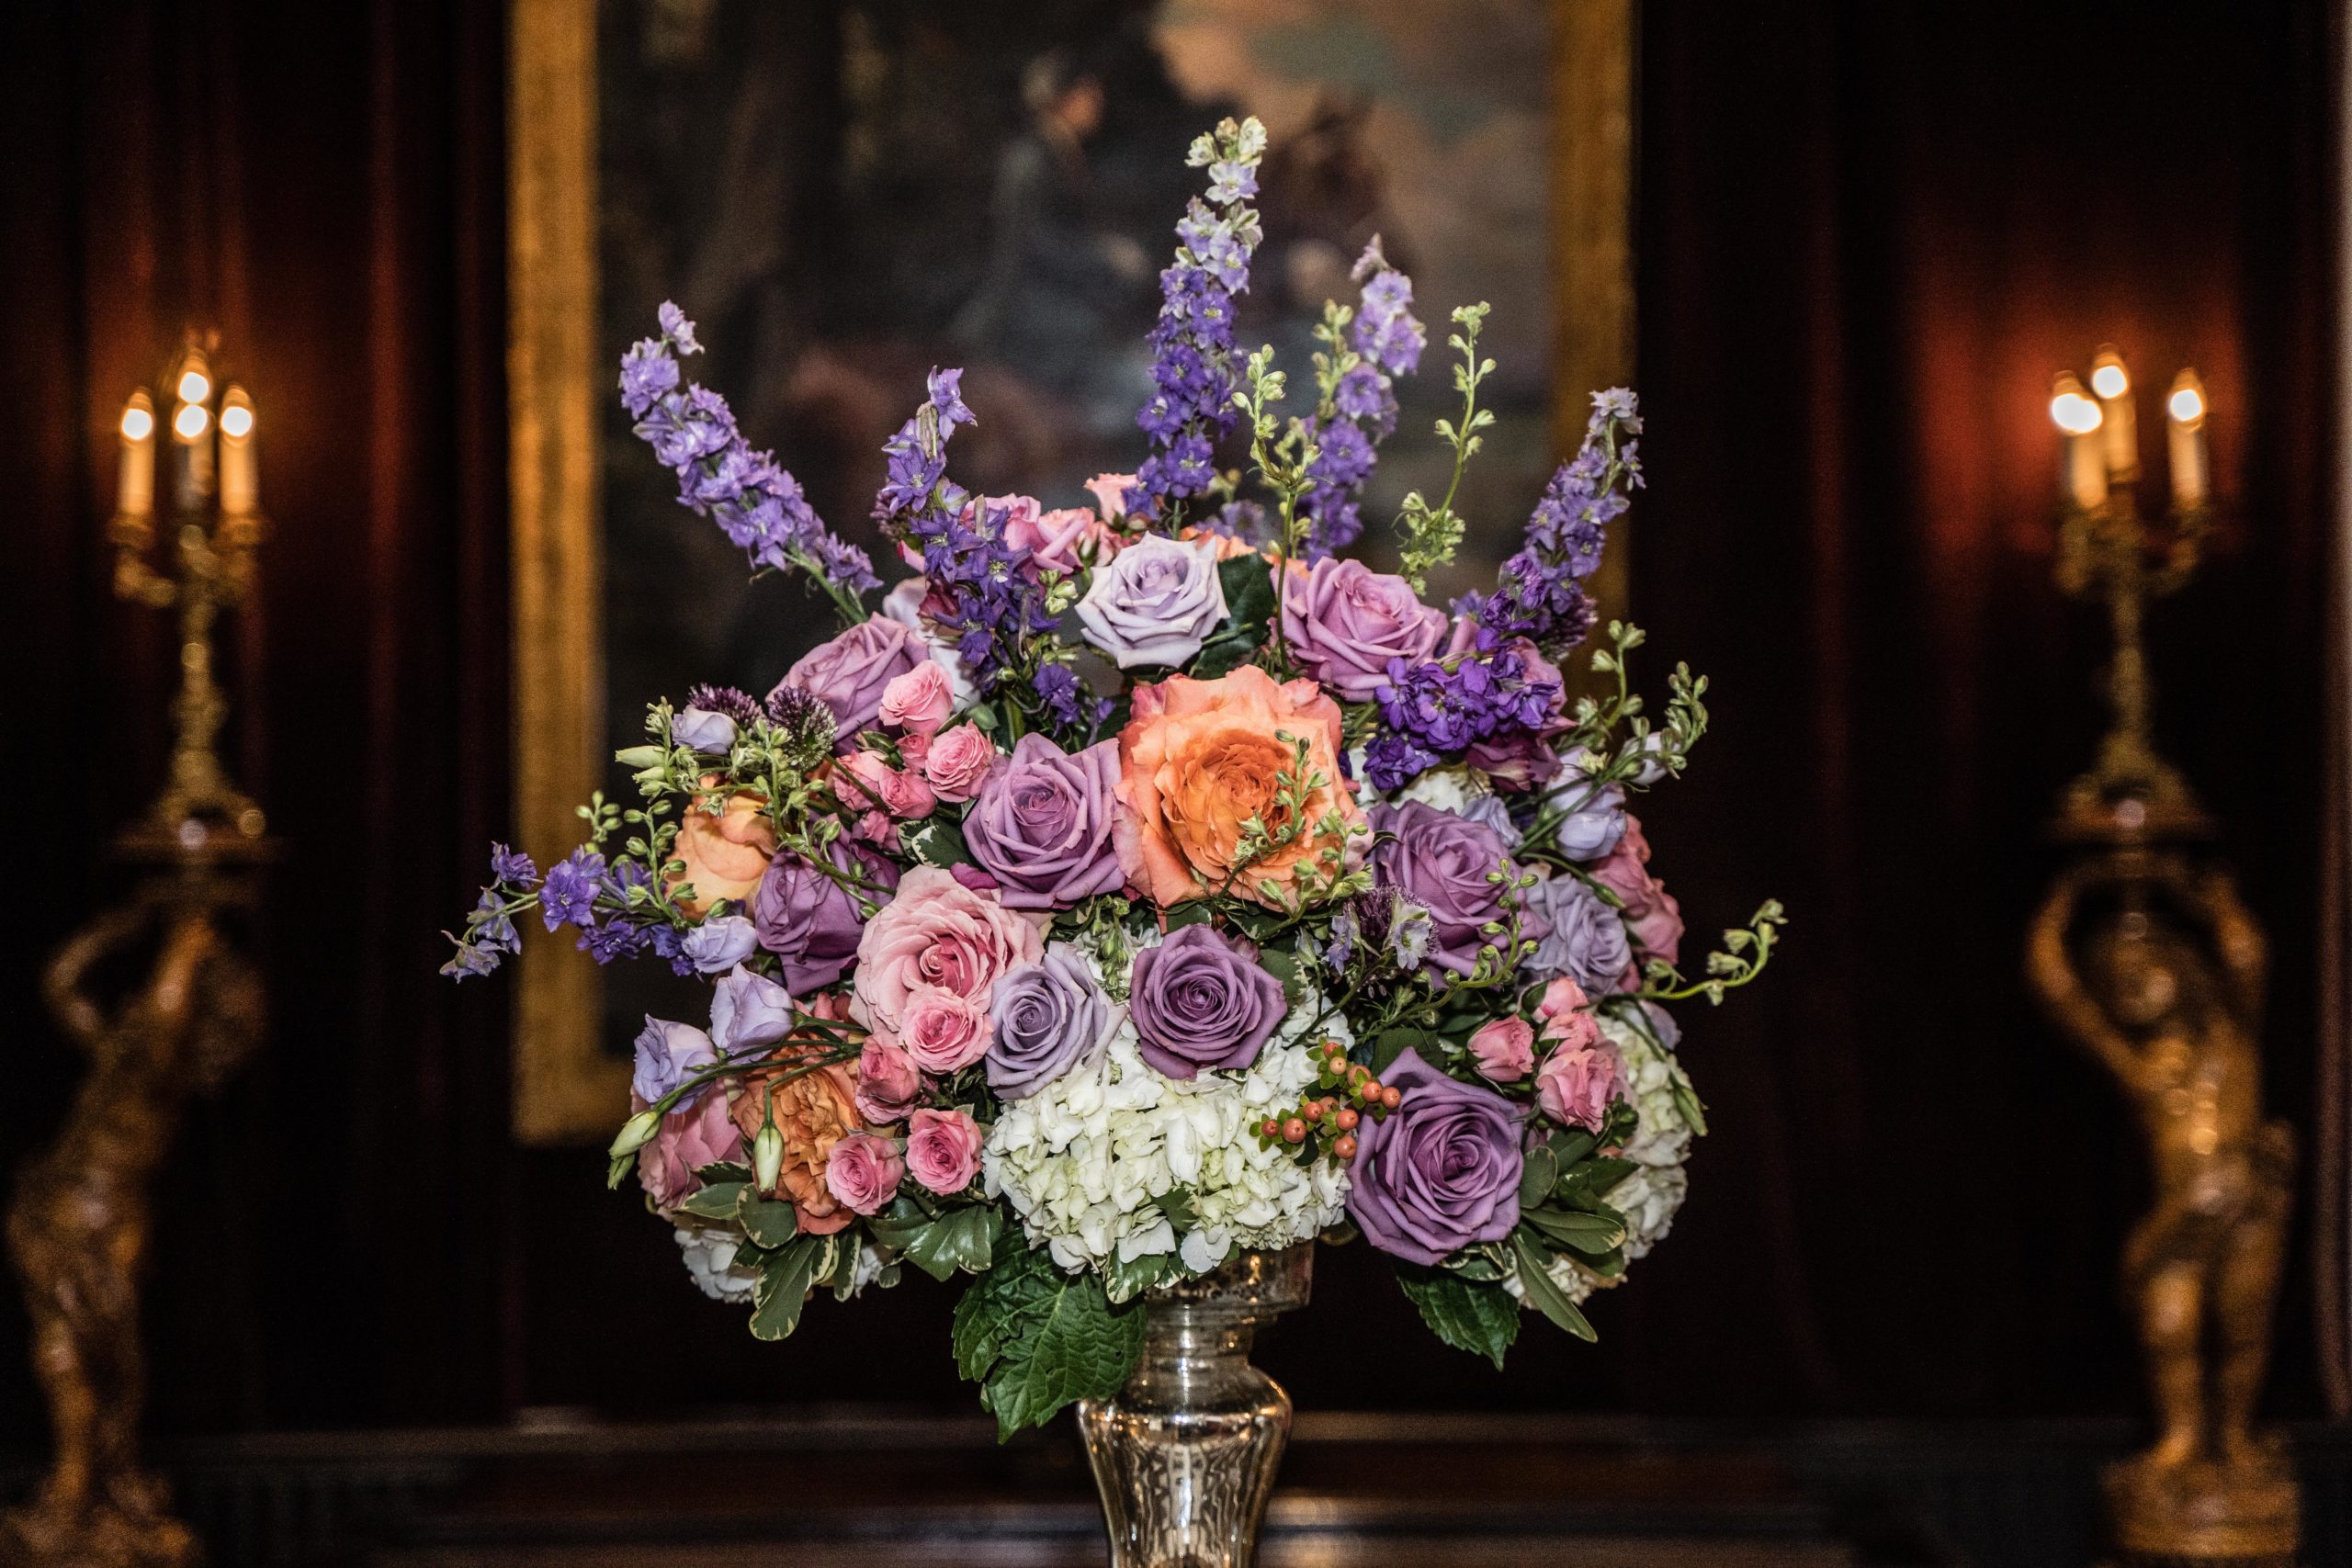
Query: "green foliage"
750 1235 830 1341
1509 1230 1596 1343
1396 1265 1521 1370
953 1235 1148 1439
1191 555 1280 679
1394 303 1498 591
1640 899 1789 1006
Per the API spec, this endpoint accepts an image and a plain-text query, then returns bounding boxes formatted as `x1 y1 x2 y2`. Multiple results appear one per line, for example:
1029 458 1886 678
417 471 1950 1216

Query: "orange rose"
668 777 777 914
731 1036 865 1236
1116 664 1367 909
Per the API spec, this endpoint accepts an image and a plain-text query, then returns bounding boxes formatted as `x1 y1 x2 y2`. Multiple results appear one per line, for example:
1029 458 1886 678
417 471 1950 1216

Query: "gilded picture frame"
504 0 1637 1145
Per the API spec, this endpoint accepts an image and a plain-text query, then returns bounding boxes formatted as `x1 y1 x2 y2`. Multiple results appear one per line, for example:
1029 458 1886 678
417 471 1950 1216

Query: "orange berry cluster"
1256 1040 1399 1162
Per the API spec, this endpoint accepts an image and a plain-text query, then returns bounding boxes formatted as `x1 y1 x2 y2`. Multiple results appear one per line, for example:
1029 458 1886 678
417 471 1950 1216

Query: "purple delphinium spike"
619 309 879 616
1134 118 1269 525
1297 239 1424 560
1456 389 1643 653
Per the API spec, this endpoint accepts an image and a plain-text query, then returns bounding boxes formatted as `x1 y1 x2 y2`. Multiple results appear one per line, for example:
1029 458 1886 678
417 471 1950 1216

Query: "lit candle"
2049 372 2107 510
219 385 257 515
2166 369 2207 508
2089 346 2136 482
117 390 156 517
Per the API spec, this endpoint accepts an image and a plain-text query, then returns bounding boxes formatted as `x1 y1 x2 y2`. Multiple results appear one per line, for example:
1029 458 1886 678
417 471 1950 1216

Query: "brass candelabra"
2028 350 2299 1566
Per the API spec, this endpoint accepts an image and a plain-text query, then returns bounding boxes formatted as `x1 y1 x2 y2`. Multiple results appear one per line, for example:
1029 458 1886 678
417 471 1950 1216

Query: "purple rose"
1525 871 1634 994
1075 535 1227 669
680 914 758 974
1279 557 1446 703
1344 1046 1524 1266
631 1016 716 1106
1127 923 1286 1079
1368 800 1540 978
772 615 930 741
963 733 1125 909
708 964 796 1056
752 839 900 995
671 705 738 753
988 942 1116 1099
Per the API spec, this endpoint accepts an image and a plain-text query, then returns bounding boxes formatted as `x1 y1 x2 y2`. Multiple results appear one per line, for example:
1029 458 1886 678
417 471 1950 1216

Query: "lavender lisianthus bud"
671 706 738 753
680 914 758 974
988 943 1117 1100
1344 1047 1523 1266
962 734 1125 909
1075 535 1227 669
709 964 797 1056
1126 923 1285 1079
631 1016 717 1106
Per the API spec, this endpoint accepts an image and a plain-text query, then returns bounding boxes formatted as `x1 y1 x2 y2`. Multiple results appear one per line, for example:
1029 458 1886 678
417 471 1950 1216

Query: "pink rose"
854 1039 922 1125
1537 1038 1623 1133
1085 472 1137 520
898 731 932 768
822 1131 904 1216
878 661 956 737
1466 1016 1534 1083
1588 816 1684 971
851 866 1041 1048
921 723 998 804
905 1108 984 1195
1535 977 1591 1023
897 986 990 1074
632 1089 746 1212
836 750 936 820
999 495 1100 574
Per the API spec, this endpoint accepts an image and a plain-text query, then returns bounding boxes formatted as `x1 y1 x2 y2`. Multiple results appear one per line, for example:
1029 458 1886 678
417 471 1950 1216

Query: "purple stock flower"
541 847 605 932
621 308 878 603
1367 800 1541 979
752 840 899 995
962 734 1125 909
988 943 1116 1100
1367 633 1562 793
1296 239 1423 559
1344 1047 1524 1266
1031 662 1102 730
1127 924 1286 1080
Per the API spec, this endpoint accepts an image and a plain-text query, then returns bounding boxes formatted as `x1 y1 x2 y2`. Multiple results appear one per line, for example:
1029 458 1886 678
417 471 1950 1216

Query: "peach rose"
1177 525 1269 563
851 866 1042 1047
922 723 997 803
668 779 778 914
732 1043 866 1235
1115 665 1367 909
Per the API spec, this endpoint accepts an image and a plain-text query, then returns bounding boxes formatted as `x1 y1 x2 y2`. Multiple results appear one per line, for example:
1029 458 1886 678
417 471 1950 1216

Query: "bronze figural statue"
2029 848 2299 1562
5 861 266 1567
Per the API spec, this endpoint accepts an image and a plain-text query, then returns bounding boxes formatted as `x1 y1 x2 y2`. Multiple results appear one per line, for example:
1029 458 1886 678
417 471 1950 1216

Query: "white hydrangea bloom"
983 939 1351 1277
1505 1008 1697 1307
674 1224 758 1304
1392 763 1484 814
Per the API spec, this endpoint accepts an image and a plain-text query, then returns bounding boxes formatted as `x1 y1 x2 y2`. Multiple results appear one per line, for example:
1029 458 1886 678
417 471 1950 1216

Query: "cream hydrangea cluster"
1507 1009 1695 1307
674 1224 759 1304
983 941 1350 1278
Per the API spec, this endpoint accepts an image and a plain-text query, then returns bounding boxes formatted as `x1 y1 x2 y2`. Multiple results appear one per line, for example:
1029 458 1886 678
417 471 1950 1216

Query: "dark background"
0 0 2338 1447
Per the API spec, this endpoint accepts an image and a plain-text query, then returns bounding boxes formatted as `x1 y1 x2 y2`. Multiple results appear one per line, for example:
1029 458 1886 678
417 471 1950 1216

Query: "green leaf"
908 818 974 870
951 1235 1148 1439
1258 947 1304 1005
1670 1078 1710 1136
1151 1189 1199 1230
740 1197 800 1250
1217 553 1277 631
1396 1266 1520 1371
1521 1204 1624 1255
1102 1247 1173 1304
1510 1231 1597 1342
1517 1145 1560 1210
904 1205 1001 1281
1367 1028 1432 1075
695 1161 754 1186
866 1195 933 1252
750 1237 824 1341
1546 1129 1598 1168
679 1182 748 1221
1562 1156 1638 1204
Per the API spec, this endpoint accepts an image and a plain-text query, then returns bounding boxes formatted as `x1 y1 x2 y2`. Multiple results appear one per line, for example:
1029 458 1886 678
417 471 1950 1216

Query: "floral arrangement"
447 118 1780 1436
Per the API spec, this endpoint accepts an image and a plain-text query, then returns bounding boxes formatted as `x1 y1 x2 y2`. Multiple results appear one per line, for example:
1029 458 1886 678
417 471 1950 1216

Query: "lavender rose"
1525 870 1634 994
1344 1046 1524 1266
772 615 931 740
1367 800 1543 979
1075 535 1227 669
963 733 1125 909
1279 557 1446 702
988 942 1116 1099
752 839 900 995
1127 923 1286 1079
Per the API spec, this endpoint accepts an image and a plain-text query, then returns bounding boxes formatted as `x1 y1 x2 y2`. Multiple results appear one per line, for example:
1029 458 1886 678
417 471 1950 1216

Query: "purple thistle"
621 309 879 615
1135 118 1268 525
1457 389 1642 653
686 683 763 728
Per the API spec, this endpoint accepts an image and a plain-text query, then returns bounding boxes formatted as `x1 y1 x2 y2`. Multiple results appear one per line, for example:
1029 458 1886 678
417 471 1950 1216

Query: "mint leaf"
952 1235 1147 1439
1396 1266 1520 1370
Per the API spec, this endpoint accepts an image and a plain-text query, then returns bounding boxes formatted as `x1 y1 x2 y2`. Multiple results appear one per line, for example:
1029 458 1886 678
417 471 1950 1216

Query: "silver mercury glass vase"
1077 1244 1312 1568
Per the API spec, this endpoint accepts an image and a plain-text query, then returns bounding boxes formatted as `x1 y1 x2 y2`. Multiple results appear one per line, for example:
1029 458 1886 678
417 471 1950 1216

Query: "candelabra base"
2 1479 201 1568
2104 1442 2301 1564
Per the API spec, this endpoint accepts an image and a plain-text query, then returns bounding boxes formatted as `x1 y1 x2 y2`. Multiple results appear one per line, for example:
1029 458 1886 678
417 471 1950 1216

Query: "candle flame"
176 368 213 406
173 402 210 441
220 404 254 439
2166 372 2206 427
2049 377 2103 435
2089 358 2129 401
120 404 154 442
